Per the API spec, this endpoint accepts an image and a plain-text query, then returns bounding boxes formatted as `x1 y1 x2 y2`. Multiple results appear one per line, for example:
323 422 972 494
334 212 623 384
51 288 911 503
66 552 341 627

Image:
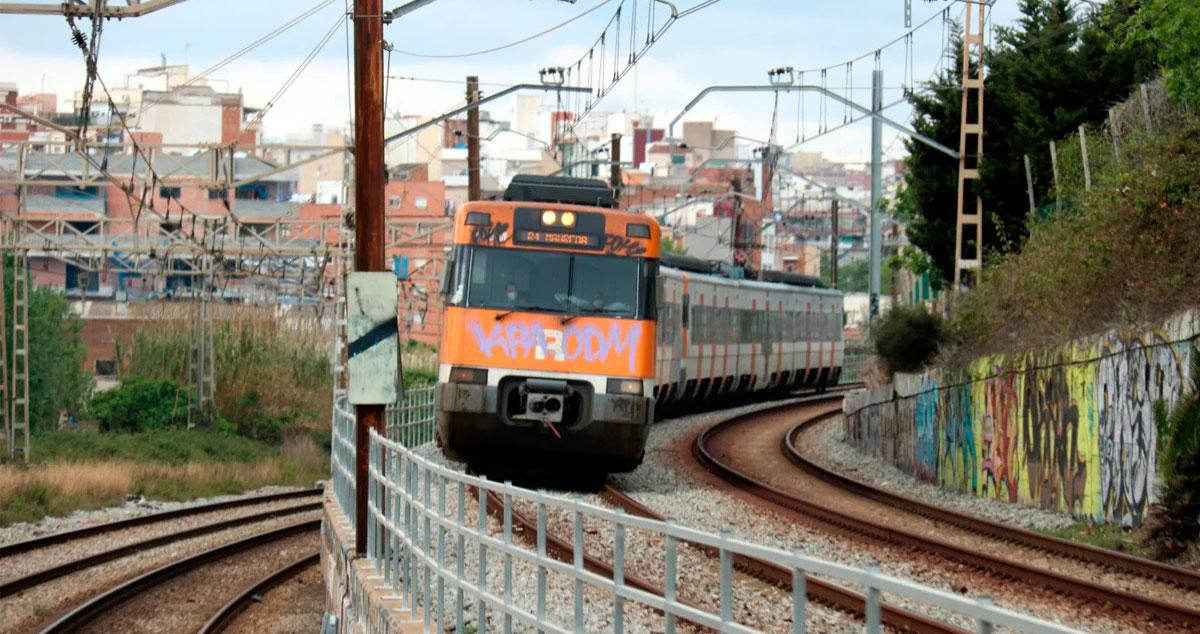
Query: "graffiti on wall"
844 310 1199 525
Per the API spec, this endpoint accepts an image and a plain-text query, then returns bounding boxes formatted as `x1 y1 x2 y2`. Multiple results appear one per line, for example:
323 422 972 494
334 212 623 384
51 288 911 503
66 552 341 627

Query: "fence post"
1049 140 1060 214
719 529 733 624
864 562 882 634
1023 154 1036 214
792 549 807 634
1140 83 1154 133
975 596 995 634
1109 108 1122 163
1079 125 1092 191
665 527 677 634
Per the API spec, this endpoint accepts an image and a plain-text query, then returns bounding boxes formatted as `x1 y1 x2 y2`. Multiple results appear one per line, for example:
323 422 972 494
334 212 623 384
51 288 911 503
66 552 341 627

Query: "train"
435 175 844 472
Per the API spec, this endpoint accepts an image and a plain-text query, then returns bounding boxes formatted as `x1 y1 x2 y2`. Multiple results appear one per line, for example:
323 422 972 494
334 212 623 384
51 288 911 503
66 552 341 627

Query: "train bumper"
436 381 652 468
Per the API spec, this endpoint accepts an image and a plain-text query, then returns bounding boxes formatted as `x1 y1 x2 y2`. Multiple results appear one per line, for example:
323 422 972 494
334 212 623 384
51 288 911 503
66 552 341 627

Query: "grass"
0 430 327 526
1038 521 1149 557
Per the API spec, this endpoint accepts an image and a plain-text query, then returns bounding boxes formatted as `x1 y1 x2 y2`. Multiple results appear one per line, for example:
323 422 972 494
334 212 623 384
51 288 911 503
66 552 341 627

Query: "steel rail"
42 520 321 633
692 399 1200 630
598 484 962 634
0 487 322 558
785 413 1200 592
197 552 320 634
2 501 320 596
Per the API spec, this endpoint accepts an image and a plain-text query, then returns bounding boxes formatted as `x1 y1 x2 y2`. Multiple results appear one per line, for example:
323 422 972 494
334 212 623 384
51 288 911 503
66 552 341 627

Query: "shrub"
1147 348 1200 557
117 304 332 435
871 305 943 374
404 368 437 386
89 378 192 432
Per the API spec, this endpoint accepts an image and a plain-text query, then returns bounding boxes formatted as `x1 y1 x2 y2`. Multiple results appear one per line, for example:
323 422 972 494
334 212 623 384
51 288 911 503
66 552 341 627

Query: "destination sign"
514 229 602 249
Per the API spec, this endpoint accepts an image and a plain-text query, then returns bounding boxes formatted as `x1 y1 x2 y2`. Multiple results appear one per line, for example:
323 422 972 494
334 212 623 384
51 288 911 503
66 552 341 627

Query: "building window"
160 186 182 199
414 196 428 210
388 196 402 208
208 188 225 200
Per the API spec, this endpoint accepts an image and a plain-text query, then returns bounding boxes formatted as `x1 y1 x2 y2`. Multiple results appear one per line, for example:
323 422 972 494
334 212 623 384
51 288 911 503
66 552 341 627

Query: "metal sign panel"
347 272 399 405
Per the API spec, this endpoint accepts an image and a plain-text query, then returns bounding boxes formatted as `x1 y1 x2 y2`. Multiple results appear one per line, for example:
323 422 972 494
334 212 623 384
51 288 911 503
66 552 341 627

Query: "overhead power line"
386 0 614 58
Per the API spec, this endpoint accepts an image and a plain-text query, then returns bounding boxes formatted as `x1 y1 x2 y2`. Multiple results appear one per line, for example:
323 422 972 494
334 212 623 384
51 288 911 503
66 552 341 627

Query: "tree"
3 260 91 431
1123 0 1200 106
899 0 1156 282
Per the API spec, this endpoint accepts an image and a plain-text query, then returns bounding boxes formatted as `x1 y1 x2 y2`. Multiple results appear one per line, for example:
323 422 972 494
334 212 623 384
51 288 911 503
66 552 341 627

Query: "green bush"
871 305 943 374
1148 348 1200 557
404 368 437 386
89 378 192 432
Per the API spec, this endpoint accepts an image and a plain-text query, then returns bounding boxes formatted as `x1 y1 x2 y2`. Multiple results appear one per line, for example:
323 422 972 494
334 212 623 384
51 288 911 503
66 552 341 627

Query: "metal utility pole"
952 0 987 290
869 69 883 318
830 198 839 289
609 133 622 202
466 76 481 201
353 0 385 557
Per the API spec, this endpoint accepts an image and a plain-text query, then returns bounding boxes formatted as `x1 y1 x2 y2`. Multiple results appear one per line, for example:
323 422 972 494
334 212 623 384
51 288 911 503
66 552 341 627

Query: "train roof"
660 253 839 295
502 175 615 208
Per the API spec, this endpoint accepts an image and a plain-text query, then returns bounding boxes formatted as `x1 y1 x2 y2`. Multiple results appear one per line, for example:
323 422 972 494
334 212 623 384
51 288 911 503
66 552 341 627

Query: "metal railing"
331 386 438 531
329 396 1079 634
841 346 876 384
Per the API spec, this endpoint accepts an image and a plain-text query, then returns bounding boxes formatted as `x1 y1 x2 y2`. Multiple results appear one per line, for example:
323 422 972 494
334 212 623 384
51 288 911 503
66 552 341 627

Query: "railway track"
43 519 320 633
597 484 962 634
478 488 715 630
0 487 321 560
693 396 1200 631
0 488 323 634
197 552 321 634
785 412 1200 592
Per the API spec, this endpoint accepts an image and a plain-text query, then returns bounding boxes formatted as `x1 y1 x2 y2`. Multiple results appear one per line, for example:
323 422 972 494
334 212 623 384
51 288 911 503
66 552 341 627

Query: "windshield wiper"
561 307 626 325
495 305 569 321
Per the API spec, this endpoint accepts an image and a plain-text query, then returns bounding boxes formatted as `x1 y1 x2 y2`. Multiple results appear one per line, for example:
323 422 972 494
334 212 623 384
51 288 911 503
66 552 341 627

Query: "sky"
0 0 1024 163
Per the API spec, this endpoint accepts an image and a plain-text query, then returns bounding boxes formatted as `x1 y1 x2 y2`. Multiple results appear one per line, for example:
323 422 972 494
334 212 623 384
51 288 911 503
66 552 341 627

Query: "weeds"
0 429 327 526
942 117 1200 363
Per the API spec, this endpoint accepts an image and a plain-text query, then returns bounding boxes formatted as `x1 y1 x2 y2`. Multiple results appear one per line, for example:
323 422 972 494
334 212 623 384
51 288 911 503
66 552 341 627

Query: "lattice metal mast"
952 0 988 290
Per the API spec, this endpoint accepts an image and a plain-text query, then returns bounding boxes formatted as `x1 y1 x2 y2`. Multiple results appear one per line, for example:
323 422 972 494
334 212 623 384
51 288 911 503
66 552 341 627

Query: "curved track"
693 397 1200 631
597 484 962 634
43 520 320 633
197 552 321 634
785 412 1200 591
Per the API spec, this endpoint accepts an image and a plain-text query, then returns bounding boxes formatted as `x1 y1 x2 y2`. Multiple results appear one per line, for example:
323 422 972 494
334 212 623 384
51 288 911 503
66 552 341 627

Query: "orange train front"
435 176 661 472
435 175 844 473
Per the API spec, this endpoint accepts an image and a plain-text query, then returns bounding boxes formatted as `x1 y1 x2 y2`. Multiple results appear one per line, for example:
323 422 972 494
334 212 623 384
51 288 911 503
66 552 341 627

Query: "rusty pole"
466 76 481 201
353 0 385 557
609 132 622 205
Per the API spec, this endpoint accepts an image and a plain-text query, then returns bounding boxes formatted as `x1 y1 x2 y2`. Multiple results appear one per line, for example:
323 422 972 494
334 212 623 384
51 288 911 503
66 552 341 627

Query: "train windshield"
452 246 654 319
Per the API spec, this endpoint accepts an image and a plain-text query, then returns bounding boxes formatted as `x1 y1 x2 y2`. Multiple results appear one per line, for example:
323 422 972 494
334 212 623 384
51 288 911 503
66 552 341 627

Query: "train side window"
682 294 690 328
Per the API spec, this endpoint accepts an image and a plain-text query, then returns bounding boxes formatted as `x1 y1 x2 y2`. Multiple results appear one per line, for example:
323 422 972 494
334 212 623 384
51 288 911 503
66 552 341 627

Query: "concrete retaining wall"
844 309 1200 526
321 491 424 633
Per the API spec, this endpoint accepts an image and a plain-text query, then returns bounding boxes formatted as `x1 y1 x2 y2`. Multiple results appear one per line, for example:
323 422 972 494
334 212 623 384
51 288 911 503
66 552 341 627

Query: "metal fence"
331 386 438 530
328 396 1078 634
841 346 876 384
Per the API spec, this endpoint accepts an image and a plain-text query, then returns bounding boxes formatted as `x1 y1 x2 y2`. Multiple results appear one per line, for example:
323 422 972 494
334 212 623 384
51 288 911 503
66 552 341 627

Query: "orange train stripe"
722 295 729 387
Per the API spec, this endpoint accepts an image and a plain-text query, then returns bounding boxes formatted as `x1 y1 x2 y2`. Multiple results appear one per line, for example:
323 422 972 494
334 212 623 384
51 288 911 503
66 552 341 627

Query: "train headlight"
541 210 558 225
449 366 487 384
606 378 643 395
560 211 576 227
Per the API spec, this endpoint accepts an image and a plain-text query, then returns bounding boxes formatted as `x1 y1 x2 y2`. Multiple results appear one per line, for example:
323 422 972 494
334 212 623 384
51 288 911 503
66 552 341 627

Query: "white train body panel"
653 266 844 409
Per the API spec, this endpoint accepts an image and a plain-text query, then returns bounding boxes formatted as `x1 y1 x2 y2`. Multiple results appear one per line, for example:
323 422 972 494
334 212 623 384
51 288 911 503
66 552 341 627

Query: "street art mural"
843 310 1199 525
